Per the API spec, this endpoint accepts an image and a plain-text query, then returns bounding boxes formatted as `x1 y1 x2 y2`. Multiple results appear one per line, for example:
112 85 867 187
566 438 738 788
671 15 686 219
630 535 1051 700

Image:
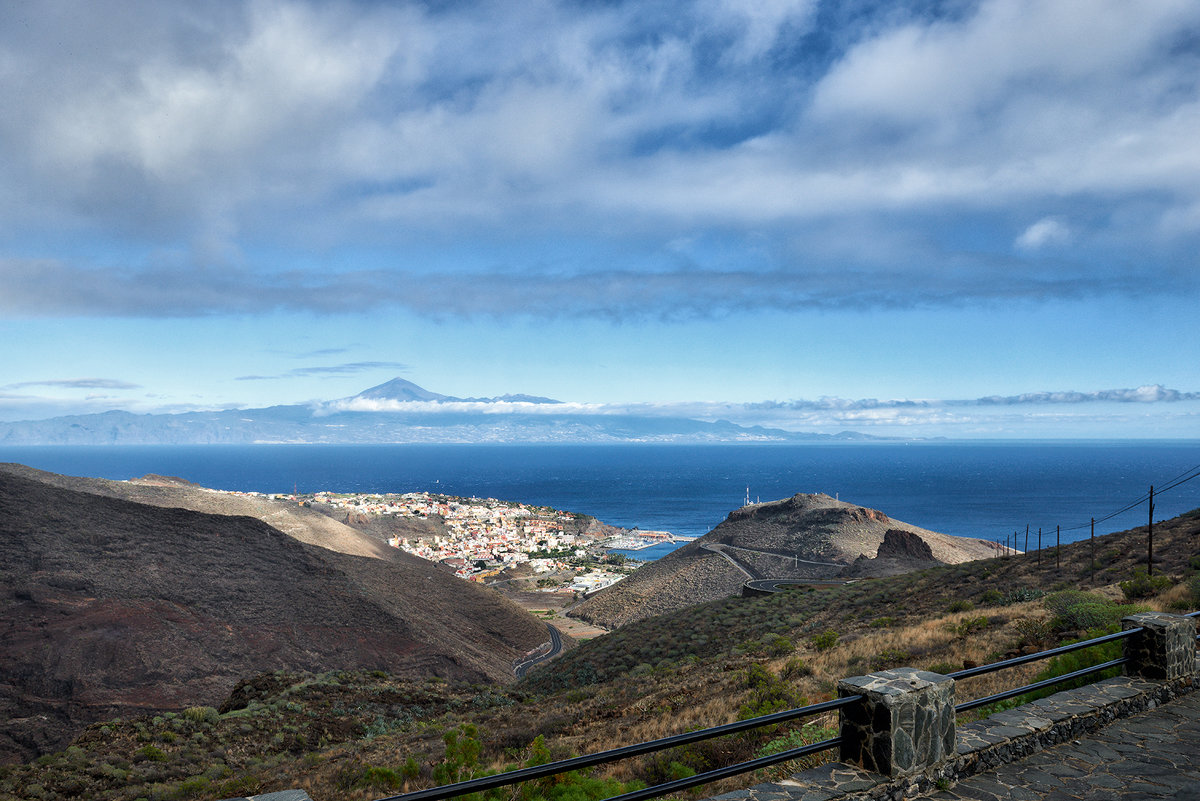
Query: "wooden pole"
1056 525 1060 572
1038 527 1042 567
1025 524 1029 554
1090 517 1095 584
1147 485 1154 575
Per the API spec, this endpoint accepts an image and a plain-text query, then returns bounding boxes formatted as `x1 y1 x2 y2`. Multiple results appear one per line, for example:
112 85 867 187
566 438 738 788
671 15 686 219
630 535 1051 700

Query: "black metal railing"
378 695 854 801
381 612 1199 801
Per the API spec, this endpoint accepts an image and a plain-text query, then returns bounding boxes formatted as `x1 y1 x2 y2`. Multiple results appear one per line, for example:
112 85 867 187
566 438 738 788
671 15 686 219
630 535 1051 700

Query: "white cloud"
1 0 1199 318
1015 217 1071 251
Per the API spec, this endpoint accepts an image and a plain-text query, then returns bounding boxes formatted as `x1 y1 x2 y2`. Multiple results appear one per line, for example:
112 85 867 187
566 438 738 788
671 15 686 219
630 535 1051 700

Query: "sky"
1 0 1199 438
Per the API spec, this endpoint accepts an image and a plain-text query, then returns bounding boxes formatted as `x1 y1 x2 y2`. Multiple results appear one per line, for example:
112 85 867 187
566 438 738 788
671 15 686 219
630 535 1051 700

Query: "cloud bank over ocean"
1 1 1198 437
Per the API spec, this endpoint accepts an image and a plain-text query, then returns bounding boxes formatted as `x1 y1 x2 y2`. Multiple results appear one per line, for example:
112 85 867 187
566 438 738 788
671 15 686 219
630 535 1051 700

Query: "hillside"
570 493 1001 628
0 467 549 764
0 463 415 561
2 498 1195 801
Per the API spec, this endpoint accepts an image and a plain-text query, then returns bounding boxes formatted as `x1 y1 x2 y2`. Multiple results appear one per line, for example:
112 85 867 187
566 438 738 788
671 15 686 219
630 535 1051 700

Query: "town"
269 489 680 595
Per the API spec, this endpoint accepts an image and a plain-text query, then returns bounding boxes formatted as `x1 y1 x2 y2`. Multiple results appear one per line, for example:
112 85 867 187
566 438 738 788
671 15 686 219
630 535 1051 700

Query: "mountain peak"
352 378 451 402
351 378 561 405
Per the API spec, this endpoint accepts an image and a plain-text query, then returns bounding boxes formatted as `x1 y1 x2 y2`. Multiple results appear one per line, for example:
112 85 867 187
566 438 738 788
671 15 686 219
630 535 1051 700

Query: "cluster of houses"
303 490 627 593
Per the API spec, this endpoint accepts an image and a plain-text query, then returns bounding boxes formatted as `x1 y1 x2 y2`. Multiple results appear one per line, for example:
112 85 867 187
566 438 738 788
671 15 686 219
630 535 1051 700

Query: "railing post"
837 668 955 778
1121 612 1196 681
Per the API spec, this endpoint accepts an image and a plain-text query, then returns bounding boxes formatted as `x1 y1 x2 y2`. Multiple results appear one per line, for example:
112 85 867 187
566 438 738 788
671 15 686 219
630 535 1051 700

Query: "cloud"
971 386 1200 405
318 385 1200 419
4 378 141 390
1015 217 1071 251
1 0 1199 320
237 361 409 380
1 255 1186 320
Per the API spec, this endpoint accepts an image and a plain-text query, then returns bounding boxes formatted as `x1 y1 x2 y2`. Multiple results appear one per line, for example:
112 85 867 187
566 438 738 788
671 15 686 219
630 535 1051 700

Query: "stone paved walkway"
929 691 1200 801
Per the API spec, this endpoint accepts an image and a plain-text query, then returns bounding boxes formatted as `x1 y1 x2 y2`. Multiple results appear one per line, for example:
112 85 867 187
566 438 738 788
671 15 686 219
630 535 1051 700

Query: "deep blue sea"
2 442 1198 557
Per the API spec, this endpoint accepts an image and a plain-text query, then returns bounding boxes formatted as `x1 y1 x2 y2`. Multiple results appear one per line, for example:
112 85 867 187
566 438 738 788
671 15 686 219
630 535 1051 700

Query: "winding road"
514 622 563 679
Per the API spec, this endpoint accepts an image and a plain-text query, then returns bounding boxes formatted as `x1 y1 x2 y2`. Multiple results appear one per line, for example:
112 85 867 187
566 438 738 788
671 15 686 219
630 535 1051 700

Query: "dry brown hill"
0 466 549 764
570 493 1002 629
0 463 407 561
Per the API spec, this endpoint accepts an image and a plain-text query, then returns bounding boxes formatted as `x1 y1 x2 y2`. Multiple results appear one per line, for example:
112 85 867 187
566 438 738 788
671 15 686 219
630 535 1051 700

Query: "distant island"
0 377 883 446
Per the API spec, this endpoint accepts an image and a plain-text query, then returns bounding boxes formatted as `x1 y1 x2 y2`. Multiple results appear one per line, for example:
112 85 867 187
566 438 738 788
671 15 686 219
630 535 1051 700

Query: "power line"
1049 462 1200 534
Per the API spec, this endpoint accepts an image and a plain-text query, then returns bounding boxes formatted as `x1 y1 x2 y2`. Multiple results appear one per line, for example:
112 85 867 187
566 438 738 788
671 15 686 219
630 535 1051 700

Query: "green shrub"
362 766 404 789
1044 590 1124 631
870 648 912 671
979 589 1004 606
766 635 794 656
182 706 220 725
947 600 974 613
1119 568 1172 600
738 665 806 721
1004 587 1046 604
948 616 989 637
1013 617 1052 646
137 745 169 763
926 662 959 675
810 631 838 651
869 616 897 628
779 658 811 681
756 723 838 758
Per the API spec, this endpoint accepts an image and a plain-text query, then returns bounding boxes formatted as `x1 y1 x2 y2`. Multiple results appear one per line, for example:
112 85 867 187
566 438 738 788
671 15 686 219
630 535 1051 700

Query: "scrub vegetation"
2 509 1197 801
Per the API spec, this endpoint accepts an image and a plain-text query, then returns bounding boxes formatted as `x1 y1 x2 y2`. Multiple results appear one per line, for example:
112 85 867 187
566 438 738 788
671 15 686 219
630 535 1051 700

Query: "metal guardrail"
377 696 855 801
380 611 1200 801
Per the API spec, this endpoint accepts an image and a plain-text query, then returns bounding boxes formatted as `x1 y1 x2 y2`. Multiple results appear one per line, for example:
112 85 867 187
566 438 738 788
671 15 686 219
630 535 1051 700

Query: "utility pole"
1024 524 1029 554
1148 485 1155 576
1090 517 1095 584
1038 527 1042 567
1055 525 1060 573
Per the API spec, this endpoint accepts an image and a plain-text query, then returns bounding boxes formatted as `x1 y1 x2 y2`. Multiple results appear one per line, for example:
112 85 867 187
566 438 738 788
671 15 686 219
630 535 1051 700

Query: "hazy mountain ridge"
0 379 879 445
0 465 549 763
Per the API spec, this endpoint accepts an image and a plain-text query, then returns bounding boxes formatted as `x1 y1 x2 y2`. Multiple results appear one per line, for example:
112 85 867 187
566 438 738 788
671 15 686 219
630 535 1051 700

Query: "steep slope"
570 493 1002 629
0 463 404 560
0 468 548 763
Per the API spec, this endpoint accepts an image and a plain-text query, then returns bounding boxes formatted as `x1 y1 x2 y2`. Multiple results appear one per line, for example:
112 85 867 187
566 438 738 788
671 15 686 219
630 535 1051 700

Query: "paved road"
931 691 1200 801
514 623 563 679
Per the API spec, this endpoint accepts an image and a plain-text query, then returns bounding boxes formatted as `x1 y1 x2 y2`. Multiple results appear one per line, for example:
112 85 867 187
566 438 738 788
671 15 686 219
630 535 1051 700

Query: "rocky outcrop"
571 493 1000 629
876 528 936 561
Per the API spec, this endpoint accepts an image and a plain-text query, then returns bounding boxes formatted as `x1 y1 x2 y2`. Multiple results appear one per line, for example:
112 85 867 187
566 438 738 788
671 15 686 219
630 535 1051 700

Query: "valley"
0 463 1197 801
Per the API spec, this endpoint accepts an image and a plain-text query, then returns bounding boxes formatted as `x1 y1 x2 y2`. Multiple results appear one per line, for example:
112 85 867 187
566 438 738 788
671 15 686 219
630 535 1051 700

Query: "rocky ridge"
570 493 1002 629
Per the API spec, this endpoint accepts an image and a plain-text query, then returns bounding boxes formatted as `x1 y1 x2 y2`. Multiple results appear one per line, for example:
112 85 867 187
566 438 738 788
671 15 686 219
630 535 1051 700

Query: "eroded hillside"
0 467 549 763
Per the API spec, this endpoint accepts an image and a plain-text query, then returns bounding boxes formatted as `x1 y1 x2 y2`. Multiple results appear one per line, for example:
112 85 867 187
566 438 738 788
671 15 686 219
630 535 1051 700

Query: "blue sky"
2 0 1199 438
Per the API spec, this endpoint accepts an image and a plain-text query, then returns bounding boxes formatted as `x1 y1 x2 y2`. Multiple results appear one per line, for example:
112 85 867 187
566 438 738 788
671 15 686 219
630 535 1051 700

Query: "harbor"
605 531 698 551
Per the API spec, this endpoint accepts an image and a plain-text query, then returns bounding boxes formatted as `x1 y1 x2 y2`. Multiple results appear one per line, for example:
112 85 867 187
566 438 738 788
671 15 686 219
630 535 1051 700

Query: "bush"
979 589 1004 606
182 705 220 725
948 616 989 637
779 658 811 681
810 630 838 651
869 616 897 628
870 648 912 671
766 635 794 656
1119 568 1172 600
947 600 974 613
137 745 169 763
1004 587 1046 604
1013 617 1053 647
1043 590 1125 631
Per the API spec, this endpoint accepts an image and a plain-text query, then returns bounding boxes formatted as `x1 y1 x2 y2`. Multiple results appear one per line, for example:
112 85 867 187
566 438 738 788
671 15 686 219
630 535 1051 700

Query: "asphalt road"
514 622 563 679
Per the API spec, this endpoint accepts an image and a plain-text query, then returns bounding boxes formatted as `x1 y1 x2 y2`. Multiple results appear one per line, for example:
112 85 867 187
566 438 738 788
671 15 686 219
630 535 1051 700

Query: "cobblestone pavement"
929 691 1200 801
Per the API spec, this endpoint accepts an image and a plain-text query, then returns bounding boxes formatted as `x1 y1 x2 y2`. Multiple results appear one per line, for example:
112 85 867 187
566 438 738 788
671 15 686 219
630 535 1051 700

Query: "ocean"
2 441 1198 557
